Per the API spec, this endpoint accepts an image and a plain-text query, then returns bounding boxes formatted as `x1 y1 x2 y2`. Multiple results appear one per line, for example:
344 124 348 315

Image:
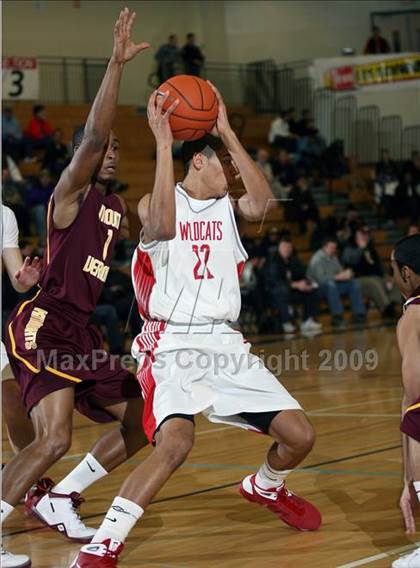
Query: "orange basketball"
157 75 218 141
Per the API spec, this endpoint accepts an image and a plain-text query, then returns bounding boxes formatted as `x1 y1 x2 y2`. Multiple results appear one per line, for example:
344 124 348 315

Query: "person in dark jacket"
364 26 391 54
181 33 205 76
263 235 322 334
287 175 320 234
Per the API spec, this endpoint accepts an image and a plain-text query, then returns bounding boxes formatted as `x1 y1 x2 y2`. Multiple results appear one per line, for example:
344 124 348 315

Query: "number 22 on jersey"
192 244 214 280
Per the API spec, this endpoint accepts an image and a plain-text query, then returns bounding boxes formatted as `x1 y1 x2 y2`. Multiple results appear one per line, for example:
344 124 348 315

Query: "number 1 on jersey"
192 244 214 280
102 229 113 260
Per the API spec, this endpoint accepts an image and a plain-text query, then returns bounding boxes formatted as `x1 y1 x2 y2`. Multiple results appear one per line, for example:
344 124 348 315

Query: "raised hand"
147 90 179 145
112 7 150 65
15 256 42 289
207 80 234 142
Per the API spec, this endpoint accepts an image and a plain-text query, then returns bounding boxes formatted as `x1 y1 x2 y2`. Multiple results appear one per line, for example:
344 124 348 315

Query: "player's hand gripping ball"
156 75 218 141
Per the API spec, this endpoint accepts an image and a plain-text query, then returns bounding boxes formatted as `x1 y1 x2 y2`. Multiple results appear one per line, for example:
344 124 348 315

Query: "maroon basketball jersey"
39 185 123 316
404 287 420 312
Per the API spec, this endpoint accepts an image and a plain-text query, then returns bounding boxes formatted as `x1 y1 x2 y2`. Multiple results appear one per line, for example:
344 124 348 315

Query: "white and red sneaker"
25 478 96 542
70 539 124 567
392 547 420 568
1 546 31 567
239 474 322 531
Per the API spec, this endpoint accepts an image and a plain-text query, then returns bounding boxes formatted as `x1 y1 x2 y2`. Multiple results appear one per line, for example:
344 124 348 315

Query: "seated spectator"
395 171 420 226
296 109 314 137
322 139 348 178
271 149 297 199
287 107 300 136
307 236 367 327
336 205 364 246
26 169 55 246
374 149 399 222
268 111 296 152
342 228 400 319
239 242 266 333
181 33 205 77
2 163 30 237
403 151 420 188
2 107 23 162
257 226 283 258
255 148 274 184
24 104 54 155
42 128 69 177
155 34 180 83
263 235 322 334
310 214 340 251
364 26 391 55
287 175 320 234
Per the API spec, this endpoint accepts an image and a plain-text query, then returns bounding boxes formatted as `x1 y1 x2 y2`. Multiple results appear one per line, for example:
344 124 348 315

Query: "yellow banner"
356 55 420 85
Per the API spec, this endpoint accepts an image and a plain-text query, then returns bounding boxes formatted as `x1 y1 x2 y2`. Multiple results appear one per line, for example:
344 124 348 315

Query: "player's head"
182 134 239 198
322 236 338 257
391 234 420 298
33 104 46 119
72 125 120 186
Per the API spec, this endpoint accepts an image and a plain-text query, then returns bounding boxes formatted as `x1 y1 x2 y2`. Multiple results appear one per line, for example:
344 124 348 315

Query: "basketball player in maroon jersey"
2 9 153 567
391 234 420 568
71 84 320 567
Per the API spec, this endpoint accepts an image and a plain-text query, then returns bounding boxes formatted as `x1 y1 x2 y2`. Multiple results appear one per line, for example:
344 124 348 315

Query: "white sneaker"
392 548 420 568
1 547 31 567
282 322 296 333
300 318 323 333
30 491 96 542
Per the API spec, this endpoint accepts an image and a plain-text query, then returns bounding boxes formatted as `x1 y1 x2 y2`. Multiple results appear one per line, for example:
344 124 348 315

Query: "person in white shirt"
2 204 41 455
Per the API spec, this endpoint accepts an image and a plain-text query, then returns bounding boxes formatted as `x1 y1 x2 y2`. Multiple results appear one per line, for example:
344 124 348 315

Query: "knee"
158 435 194 470
279 417 316 457
41 429 72 461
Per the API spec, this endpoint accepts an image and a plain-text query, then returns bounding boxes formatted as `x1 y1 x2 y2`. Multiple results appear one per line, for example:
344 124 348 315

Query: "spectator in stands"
342 227 400 319
239 241 266 333
336 204 364 246
404 150 420 188
307 236 367 328
255 148 274 184
287 175 320 234
1 163 30 237
258 226 283 258
296 109 314 137
24 104 54 155
263 234 322 334
42 128 69 177
322 139 348 178
395 171 420 226
271 148 297 199
268 111 296 152
287 107 300 136
181 33 205 76
364 26 391 55
374 149 399 223
2 107 23 162
310 215 340 251
26 169 55 246
155 34 180 83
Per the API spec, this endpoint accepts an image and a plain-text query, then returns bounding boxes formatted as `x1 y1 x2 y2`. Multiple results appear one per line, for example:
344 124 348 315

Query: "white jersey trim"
227 199 248 261
138 229 159 251
175 184 219 214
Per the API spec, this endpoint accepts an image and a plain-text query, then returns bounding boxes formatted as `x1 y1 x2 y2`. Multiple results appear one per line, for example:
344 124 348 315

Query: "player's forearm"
226 131 274 218
83 58 124 148
148 143 176 240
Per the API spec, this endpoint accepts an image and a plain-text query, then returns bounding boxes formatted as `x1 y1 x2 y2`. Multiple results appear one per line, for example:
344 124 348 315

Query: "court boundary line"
4 442 401 538
336 541 420 567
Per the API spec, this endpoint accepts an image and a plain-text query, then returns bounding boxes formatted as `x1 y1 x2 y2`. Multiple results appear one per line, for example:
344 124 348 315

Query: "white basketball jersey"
132 184 248 324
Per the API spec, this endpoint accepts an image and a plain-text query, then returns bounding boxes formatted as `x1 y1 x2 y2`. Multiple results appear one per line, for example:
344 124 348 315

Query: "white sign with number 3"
2 57 39 100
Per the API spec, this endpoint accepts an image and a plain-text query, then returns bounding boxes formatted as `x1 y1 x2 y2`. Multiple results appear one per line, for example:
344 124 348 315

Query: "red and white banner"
2 57 39 100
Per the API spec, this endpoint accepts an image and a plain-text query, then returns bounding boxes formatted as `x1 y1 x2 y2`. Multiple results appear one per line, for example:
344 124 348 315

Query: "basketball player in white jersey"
71 83 321 567
1 204 41 453
1 204 41 568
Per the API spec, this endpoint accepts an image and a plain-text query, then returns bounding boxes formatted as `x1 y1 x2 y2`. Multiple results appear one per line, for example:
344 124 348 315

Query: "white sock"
414 481 420 503
93 497 144 544
53 453 108 495
255 460 292 490
1 500 14 523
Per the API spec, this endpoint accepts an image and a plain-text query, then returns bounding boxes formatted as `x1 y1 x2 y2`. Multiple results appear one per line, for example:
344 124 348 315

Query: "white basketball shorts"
132 321 302 442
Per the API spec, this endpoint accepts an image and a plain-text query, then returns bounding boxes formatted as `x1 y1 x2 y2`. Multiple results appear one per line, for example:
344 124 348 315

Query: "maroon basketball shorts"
401 396 420 443
5 290 141 422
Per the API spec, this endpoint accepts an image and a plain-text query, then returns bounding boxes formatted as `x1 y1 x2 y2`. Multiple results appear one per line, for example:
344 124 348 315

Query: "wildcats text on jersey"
179 220 223 241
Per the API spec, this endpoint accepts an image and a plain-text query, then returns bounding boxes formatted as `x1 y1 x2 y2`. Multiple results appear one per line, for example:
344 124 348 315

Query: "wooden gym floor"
3 321 419 568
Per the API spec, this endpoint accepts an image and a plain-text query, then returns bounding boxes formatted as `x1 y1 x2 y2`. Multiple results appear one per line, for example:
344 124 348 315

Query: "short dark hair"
187 33 195 40
33 104 45 116
72 124 86 151
394 234 420 275
322 235 338 247
372 26 380 33
181 134 224 170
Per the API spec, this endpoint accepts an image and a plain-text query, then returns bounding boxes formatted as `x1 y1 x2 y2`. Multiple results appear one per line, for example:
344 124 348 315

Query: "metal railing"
21 56 420 164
